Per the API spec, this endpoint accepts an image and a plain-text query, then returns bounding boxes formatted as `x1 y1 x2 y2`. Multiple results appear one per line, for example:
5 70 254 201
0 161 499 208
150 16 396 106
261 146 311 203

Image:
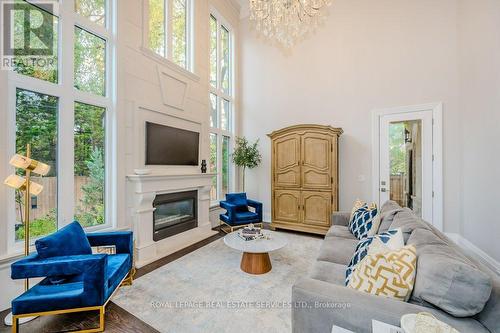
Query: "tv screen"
146 122 200 166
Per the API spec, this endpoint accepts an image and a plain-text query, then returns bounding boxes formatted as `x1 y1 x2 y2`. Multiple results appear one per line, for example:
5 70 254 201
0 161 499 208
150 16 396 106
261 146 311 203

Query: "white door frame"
371 103 443 231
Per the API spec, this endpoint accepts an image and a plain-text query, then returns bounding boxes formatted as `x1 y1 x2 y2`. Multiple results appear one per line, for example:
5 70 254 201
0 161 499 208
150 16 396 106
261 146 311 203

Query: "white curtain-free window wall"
4 0 116 252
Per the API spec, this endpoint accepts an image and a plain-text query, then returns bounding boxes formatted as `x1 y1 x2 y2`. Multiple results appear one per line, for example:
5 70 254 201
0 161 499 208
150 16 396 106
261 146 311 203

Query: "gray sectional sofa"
292 201 500 333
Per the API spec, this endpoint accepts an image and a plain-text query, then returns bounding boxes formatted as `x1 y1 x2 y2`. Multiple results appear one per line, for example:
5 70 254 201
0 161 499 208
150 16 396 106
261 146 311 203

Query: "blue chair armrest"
11 253 108 305
220 201 237 220
11 253 107 279
86 231 133 255
247 199 263 221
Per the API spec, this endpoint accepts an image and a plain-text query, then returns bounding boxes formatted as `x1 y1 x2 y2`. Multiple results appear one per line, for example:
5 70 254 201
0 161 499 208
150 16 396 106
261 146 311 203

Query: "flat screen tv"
146 122 200 166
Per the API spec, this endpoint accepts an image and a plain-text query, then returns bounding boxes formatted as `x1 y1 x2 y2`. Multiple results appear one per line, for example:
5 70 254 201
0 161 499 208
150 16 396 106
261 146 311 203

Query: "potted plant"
232 137 262 192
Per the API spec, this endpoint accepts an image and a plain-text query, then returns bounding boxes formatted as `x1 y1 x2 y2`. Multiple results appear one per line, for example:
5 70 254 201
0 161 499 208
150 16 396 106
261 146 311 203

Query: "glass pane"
149 0 165 57
221 98 230 131
210 133 218 201
74 27 106 96
220 25 230 94
74 102 106 227
222 136 230 198
209 15 217 87
12 2 58 83
210 93 217 128
389 120 422 217
75 0 106 26
172 0 187 68
15 89 58 241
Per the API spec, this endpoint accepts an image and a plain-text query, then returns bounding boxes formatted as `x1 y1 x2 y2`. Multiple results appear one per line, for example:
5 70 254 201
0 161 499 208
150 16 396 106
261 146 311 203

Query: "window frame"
4 0 116 253
144 0 193 72
209 9 235 206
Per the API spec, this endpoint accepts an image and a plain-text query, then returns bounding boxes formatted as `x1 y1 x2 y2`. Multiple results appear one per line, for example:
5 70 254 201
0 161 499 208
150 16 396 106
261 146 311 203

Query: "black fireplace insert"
153 190 198 241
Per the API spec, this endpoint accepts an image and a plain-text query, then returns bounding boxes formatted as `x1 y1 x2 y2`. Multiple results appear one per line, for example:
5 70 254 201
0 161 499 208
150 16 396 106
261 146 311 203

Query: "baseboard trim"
446 233 500 275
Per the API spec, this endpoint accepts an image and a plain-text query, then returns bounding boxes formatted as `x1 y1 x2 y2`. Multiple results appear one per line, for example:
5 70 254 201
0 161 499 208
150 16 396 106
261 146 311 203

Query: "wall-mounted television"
145 122 200 166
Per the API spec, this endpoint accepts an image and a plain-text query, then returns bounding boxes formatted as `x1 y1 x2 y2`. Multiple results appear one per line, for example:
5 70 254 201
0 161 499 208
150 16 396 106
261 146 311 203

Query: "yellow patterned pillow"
347 245 417 302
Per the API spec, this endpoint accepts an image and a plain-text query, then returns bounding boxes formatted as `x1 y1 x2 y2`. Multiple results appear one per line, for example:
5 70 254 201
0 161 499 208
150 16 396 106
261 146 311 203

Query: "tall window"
148 0 191 70
15 89 58 241
209 13 234 202
9 0 113 243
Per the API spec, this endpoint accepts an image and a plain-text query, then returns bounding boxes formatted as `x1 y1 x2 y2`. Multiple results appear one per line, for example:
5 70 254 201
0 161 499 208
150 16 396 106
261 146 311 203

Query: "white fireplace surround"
127 173 218 268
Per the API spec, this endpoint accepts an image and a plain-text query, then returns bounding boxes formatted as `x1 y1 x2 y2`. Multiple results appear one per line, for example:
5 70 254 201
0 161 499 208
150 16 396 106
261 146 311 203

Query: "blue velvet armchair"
219 193 263 233
10 221 134 333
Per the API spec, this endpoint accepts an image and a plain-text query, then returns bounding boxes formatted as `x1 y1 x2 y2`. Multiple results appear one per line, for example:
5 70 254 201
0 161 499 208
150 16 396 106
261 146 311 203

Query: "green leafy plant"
232 137 262 191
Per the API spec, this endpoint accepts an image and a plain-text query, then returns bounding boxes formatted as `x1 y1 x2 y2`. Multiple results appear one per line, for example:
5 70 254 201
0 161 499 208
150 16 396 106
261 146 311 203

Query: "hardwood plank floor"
0 229 225 333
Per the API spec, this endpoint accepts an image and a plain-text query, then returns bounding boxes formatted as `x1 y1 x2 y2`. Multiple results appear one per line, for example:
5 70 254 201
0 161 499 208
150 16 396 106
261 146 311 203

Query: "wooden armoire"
268 124 343 235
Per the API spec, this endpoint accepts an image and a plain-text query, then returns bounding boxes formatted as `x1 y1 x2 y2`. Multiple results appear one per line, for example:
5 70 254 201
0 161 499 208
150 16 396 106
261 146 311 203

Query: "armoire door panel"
302 191 331 227
274 190 301 223
274 134 301 188
302 134 331 189
303 170 330 188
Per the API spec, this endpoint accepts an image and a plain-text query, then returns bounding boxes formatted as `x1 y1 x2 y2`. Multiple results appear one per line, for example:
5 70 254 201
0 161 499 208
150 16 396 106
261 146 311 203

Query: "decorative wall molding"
157 66 190 111
446 233 500 275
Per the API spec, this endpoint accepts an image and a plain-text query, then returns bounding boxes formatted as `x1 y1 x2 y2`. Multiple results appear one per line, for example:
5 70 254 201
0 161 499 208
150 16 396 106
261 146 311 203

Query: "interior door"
273 190 301 224
379 111 433 222
302 191 331 227
273 134 301 188
301 133 331 189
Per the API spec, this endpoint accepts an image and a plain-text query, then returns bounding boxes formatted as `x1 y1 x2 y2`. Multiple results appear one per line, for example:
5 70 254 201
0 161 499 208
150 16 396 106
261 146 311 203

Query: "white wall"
458 0 500 261
240 0 462 231
0 0 240 311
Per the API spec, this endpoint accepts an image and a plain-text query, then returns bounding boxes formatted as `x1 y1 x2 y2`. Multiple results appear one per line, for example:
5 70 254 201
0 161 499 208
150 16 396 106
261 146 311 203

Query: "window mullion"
166 0 173 61
217 133 223 200
58 0 76 228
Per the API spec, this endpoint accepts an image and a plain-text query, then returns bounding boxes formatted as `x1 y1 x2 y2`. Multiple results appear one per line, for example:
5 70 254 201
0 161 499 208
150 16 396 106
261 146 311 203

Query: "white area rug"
113 232 322 333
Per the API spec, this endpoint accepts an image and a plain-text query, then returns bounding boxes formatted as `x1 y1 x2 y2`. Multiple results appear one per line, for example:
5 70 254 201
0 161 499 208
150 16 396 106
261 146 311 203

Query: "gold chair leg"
121 267 136 286
99 307 105 332
11 316 18 333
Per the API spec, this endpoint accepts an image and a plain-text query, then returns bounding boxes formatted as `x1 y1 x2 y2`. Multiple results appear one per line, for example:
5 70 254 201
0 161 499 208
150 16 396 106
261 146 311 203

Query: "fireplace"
153 190 198 241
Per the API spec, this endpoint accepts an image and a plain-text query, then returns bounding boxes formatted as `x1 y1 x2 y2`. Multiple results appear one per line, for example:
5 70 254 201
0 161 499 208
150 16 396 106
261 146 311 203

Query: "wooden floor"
0 231 224 333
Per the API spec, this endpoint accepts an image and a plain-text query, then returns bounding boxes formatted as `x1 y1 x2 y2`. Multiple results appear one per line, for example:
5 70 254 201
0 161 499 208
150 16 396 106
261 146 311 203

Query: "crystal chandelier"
249 0 332 48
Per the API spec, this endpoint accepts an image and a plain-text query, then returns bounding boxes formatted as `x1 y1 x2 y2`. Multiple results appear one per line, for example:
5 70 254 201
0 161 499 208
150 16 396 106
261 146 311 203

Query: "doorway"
372 103 443 230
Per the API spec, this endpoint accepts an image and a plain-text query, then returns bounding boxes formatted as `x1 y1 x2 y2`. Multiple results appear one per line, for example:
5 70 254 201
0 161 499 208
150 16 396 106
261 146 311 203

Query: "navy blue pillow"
35 221 92 259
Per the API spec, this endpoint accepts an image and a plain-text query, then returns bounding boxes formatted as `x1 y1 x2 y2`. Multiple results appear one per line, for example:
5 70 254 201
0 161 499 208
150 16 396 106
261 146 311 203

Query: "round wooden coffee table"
224 230 288 275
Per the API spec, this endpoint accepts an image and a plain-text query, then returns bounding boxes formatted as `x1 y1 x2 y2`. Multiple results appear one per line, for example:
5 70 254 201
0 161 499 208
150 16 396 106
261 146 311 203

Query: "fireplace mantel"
126 172 218 267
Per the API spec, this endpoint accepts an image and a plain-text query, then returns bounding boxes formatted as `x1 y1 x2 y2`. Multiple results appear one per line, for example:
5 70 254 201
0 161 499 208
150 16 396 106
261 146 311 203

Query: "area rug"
113 231 323 333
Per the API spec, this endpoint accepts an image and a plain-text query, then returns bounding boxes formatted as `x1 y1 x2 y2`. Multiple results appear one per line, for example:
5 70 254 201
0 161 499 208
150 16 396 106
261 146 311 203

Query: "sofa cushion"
349 205 379 240
310 261 346 285
377 201 404 233
292 277 491 333
317 236 358 266
35 221 92 259
412 251 492 317
345 229 404 285
325 225 357 240
389 208 431 242
408 229 493 317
